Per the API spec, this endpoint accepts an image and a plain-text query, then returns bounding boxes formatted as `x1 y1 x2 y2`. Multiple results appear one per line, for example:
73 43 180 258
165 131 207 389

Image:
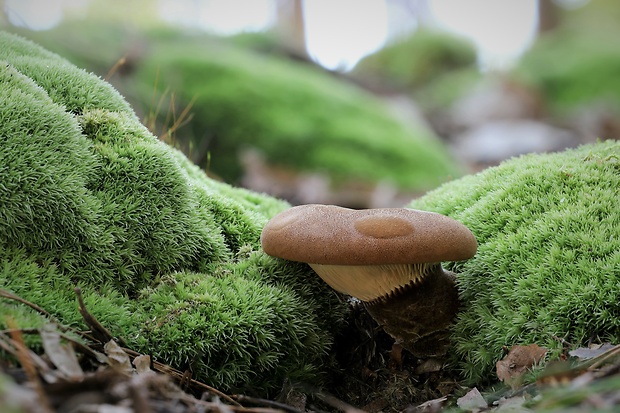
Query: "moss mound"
7 24 461 194
408 140 620 384
514 26 620 113
353 27 478 90
129 30 460 191
351 28 482 116
0 30 348 395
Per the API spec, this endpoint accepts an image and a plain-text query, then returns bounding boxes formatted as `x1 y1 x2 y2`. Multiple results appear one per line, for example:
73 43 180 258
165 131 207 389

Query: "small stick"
312 391 367 413
122 346 241 407
5 318 54 413
233 394 304 413
585 344 620 371
74 287 126 346
0 289 57 322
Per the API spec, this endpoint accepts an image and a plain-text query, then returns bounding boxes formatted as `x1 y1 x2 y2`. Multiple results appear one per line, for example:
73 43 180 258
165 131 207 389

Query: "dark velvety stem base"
365 268 459 358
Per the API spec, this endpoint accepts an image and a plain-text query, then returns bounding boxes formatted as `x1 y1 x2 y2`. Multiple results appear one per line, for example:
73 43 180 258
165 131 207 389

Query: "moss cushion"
0 31 348 395
408 140 620 384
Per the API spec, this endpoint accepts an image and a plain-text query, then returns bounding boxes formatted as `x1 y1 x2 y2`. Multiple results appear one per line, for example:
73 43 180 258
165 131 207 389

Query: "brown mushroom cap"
260 204 477 266
261 204 477 301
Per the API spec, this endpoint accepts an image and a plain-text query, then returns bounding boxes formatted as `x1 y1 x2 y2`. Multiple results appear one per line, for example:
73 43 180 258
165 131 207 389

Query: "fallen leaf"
132 354 152 375
569 343 618 361
457 387 487 411
40 324 84 381
92 405 132 413
496 344 547 389
104 340 132 375
494 395 530 412
539 343 620 386
415 396 447 412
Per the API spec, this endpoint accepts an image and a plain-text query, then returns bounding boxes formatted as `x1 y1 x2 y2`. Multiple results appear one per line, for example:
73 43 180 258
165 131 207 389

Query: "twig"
584 344 620 371
0 326 108 365
5 318 54 413
55 330 109 363
297 384 366 413
181 394 287 413
233 394 304 413
312 390 367 413
0 327 40 335
74 287 126 346
121 346 241 407
0 289 58 323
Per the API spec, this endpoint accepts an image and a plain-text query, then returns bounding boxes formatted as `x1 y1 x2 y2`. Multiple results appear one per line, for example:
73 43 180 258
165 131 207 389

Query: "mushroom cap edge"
260 204 477 266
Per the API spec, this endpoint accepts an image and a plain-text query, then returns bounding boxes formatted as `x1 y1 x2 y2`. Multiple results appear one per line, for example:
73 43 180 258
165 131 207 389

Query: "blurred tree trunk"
274 0 308 58
0 0 8 27
537 0 560 33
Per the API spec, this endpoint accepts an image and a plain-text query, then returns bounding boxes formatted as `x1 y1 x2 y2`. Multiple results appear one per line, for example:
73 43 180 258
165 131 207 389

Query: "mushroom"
260 204 477 358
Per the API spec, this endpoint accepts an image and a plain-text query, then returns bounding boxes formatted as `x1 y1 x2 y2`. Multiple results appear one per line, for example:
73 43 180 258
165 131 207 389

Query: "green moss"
136 260 338 394
0 31 348 395
408 140 620 384
6 24 461 192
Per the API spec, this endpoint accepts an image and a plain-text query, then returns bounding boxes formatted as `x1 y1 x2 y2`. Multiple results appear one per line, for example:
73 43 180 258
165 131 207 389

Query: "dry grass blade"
142 65 196 146
0 330 56 381
159 93 196 144
104 54 127 81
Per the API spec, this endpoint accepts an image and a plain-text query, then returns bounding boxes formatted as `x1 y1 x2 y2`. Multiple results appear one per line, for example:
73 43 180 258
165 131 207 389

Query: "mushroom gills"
308 262 438 302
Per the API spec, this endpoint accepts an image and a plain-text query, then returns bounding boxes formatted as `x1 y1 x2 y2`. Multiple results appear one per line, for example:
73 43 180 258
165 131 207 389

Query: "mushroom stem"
364 264 459 358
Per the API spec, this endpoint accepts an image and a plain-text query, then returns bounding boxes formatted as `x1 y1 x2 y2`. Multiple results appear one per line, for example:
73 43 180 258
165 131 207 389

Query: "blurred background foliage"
352 27 478 91
1 0 619 207
515 24 620 115
132 30 459 196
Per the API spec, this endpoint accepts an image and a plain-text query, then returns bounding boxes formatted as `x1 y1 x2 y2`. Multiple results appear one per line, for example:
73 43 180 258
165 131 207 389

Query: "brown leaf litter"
2 288 620 412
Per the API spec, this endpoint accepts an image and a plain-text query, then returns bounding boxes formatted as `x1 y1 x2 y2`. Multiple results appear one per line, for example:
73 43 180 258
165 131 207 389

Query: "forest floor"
1 290 619 413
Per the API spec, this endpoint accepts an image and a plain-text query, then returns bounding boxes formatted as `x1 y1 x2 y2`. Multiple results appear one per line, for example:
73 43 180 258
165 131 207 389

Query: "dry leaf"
415 396 448 412
494 395 530 412
92 405 132 413
496 344 547 389
103 340 132 374
40 324 84 381
457 387 487 411
569 343 618 360
132 354 152 375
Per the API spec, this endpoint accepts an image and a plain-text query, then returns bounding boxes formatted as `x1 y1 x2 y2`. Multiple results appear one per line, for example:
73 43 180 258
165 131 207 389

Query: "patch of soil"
328 301 461 411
